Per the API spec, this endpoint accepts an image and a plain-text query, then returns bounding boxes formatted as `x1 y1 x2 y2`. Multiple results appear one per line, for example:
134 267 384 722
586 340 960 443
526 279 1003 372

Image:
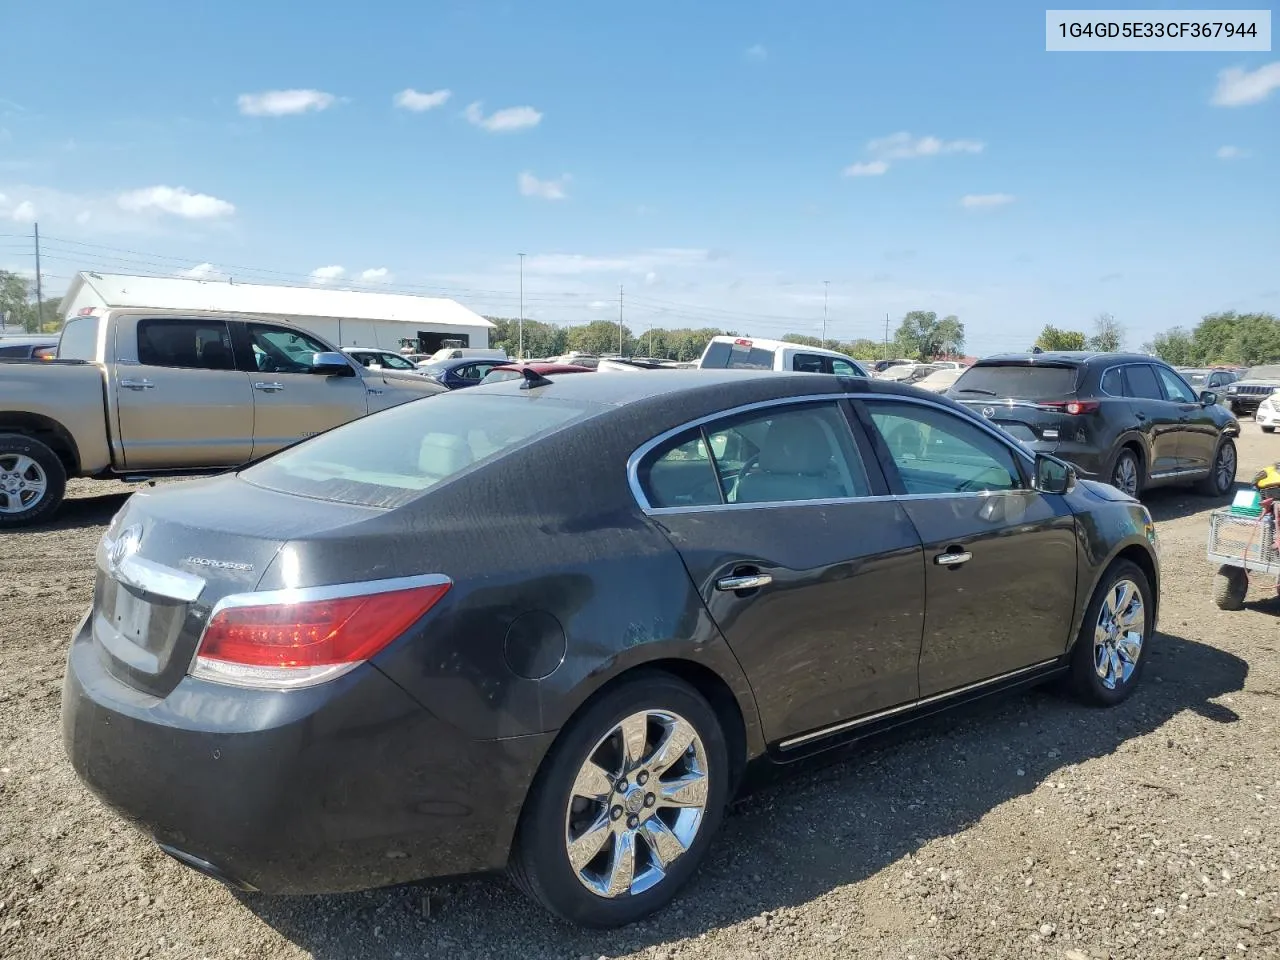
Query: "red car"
479 361 593 385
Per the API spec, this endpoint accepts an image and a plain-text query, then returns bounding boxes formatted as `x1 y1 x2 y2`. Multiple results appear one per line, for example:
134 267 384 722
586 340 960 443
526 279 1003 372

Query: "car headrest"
757 416 833 475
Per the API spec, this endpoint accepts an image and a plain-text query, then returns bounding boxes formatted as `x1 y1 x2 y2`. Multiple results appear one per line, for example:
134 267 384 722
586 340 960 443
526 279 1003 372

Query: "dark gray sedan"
62 370 1160 927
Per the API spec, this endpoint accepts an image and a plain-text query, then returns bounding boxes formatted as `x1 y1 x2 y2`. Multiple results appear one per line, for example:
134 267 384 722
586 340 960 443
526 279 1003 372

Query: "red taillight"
733 338 752 347
192 580 450 689
1039 400 1099 415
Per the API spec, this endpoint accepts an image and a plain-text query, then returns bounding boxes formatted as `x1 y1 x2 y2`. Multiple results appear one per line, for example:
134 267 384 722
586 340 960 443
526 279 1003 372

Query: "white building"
60 272 494 354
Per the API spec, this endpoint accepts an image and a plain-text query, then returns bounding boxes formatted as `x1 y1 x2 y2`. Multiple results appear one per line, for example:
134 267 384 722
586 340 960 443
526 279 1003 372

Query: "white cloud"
867 132 985 161
745 44 767 61
238 89 337 117
360 267 391 282
179 263 225 280
961 193 1016 209
518 171 569 200
1216 145 1250 159
394 88 451 112
843 160 889 177
523 248 712 277
11 200 35 222
1212 62 1280 106
644 271 659 286
310 265 345 284
464 101 543 132
117 185 235 220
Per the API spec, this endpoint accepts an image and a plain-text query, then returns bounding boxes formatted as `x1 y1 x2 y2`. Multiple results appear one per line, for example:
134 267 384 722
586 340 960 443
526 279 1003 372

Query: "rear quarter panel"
0 361 112 473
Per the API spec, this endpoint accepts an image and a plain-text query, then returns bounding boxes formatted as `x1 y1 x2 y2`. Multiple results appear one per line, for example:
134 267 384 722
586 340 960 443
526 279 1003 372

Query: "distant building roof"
63 272 493 330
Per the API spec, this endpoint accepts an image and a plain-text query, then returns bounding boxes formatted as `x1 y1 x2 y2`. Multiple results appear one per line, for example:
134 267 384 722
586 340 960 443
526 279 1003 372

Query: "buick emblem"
109 524 143 569
981 406 996 419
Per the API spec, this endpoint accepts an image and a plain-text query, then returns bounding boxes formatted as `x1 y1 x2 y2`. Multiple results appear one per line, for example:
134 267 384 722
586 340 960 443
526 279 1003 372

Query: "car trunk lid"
91 475 385 699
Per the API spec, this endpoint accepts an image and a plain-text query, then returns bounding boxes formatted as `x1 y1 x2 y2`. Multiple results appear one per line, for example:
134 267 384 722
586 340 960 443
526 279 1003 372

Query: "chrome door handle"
119 378 154 390
253 381 285 393
934 551 972 566
715 573 772 591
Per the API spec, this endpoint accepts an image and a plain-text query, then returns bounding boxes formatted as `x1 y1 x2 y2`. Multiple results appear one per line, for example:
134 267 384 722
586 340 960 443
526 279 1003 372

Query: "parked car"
873 359 915 373
479 361 593 385
343 347 428 373
0 335 59 360
947 352 1239 499
879 363 941 385
696 335 869 377
914 367 965 393
419 355 511 389
1176 367 1238 393
421 347 508 364
1223 364 1280 417
0 310 445 527
1256 390 1280 433
64 368 1160 927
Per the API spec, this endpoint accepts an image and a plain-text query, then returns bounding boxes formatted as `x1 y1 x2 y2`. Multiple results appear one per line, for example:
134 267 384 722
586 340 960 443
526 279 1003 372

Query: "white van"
696 336 869 377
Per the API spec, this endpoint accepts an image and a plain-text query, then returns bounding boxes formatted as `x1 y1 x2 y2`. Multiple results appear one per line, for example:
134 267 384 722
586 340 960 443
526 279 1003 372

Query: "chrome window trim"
626 390 1037 515
778 657 1062 751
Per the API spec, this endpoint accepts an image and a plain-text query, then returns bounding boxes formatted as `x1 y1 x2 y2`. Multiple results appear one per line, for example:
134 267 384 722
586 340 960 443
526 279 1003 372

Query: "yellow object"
1254 462 1280 493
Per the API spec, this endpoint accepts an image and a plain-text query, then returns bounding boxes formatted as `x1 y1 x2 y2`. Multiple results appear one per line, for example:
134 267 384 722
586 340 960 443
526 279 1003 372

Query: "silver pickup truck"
0 309 446 526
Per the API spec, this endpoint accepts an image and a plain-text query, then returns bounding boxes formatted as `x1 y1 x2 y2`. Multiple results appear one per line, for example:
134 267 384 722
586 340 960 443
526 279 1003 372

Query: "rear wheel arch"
0 413 82 476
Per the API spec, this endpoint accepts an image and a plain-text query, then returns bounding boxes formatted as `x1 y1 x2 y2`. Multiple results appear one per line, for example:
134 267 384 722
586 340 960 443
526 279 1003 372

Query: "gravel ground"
2 424 1279 960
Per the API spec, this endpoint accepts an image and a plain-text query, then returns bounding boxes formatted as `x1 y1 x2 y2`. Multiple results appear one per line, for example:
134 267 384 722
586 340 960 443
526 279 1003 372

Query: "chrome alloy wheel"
1112 454 1139 498
0 454 47 515
1093 579 1146 690
564 710 709 899
1215 442 1236 492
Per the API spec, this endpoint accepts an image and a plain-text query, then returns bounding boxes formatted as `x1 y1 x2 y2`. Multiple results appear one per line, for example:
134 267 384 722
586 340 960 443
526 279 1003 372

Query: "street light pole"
822 280 829 348
517 253 525 359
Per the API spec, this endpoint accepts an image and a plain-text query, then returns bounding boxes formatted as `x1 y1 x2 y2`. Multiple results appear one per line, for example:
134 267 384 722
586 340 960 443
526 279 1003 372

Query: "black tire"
1108 447 1143 499
1263 426 1276 434
0 434 67 528
1194 438 1237 497
1068 559 1154 707
1213 565 1248 611
509 672 730 927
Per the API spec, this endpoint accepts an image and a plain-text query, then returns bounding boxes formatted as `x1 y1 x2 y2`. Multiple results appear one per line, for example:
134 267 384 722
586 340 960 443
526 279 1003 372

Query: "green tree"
566 320 633 356
781 332 823 348
0 270 31 332
486 316 568 359
893 311 965 360
1142 327 1195 365
1035 324 1087 351
1086 313 1124 352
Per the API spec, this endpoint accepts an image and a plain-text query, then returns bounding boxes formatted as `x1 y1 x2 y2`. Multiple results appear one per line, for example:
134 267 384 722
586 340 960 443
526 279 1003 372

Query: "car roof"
977 351 1160 366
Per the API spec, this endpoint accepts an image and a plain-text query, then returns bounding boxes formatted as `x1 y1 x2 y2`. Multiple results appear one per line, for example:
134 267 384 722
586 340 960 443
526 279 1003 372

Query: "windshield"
951 363 1078 399
1181 370 1208 385
243 393 598 509
1243 365 1280 381
480 369 523 384
373 352 416 370
421 362 449 377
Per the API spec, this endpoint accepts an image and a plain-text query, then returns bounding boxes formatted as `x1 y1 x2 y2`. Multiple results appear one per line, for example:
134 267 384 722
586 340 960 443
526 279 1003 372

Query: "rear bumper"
1022 439 1107 480
61 615 554 894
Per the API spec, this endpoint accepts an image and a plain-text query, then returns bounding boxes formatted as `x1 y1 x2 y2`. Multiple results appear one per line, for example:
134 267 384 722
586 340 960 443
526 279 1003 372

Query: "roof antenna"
520 367 554 390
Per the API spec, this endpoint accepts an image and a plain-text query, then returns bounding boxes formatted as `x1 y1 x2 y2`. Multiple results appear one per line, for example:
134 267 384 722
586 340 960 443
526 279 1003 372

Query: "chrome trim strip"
1147 467 1205 480
626 390 1036 514
777 657 1062 751
115 555 206 603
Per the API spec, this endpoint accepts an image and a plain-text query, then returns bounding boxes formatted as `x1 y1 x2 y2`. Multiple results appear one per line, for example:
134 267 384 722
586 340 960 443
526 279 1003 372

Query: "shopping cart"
1207 505 1280 610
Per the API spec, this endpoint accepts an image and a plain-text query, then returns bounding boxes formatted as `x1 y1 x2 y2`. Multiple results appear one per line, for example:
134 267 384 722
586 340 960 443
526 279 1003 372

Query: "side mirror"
310 351 355 376
1200 390 1218 406
1033 454 1076 495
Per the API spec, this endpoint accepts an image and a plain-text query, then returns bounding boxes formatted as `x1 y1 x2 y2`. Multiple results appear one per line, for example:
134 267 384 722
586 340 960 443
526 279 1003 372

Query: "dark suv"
947 352 1240 498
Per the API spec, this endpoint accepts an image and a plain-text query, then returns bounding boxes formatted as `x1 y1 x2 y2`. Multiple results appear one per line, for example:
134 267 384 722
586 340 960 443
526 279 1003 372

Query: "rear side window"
1123 364 1163 401
57 316 100 361
700 340 775 370
243 393 596 509
637 432 720 508
1101 367 1126 396
137 319 235 370
951 364 1078 399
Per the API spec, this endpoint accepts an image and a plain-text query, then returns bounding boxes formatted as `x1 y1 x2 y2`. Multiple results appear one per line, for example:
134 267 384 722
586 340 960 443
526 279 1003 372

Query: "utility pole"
517 253 525 359
618 284 624 355
33 222 44 333
822 280 829 348
649 327 654 357
883 312 890 361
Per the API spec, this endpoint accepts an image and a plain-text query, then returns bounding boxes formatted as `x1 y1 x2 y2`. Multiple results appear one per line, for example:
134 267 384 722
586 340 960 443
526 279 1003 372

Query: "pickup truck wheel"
0 435 67 528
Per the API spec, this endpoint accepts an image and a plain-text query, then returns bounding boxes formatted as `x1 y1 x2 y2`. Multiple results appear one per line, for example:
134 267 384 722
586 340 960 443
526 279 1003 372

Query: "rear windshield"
480 369 522 384
701 341 775 370
951 363 1078 399
242 393 597 509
